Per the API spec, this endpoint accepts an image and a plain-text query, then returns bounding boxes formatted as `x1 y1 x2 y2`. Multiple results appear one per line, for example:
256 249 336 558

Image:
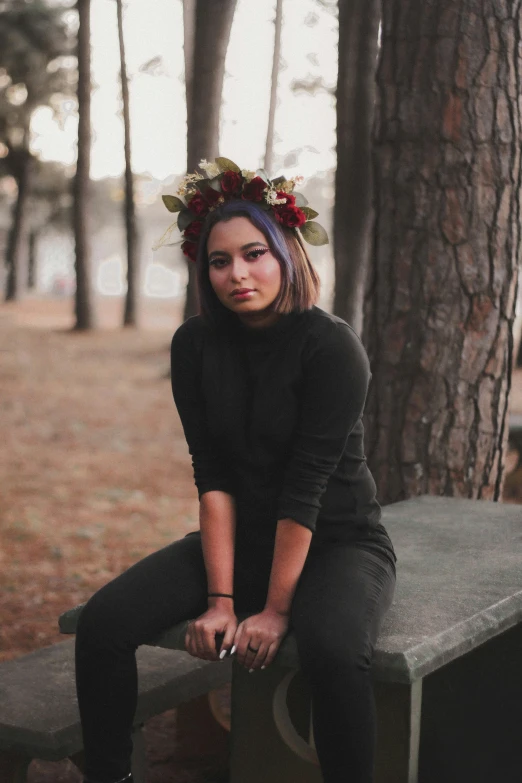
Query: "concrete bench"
509 412 522 468
0 637 232 783
57 495 522 783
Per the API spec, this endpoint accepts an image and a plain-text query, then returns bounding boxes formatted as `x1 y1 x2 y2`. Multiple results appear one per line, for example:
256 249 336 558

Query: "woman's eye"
210 248 267 267
247 248 268 259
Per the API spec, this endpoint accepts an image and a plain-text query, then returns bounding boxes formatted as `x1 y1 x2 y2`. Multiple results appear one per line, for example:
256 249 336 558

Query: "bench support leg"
229 663 321 783
130 724 146 783
0 752 31 783
229 663 424 783
373 677 422 783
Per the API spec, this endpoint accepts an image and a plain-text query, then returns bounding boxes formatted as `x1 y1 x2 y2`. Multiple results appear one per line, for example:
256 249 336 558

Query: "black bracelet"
208 593 234 599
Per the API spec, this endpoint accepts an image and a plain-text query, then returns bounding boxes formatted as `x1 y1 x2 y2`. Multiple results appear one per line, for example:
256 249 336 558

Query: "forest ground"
1 294 521 782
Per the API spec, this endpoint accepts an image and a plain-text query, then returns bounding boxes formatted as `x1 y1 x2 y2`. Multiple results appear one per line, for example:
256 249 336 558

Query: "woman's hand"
185 605 238 661
233 608 290 671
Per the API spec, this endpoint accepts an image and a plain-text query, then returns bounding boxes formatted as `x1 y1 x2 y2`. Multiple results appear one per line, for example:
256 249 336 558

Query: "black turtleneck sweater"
170 305 397 571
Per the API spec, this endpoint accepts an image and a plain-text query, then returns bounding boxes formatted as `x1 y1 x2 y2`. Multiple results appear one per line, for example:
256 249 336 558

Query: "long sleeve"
170 321 234 500
275 323 372 533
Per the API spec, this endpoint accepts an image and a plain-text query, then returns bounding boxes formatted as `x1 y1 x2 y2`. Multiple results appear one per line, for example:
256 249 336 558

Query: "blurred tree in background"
263 0 283 176
182 0 237 320
116 0 139 328
333 0 380 336
73 0 94 329
0 0 74 301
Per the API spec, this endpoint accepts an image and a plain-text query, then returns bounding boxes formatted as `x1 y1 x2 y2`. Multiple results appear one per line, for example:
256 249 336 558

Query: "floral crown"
154 157 329 262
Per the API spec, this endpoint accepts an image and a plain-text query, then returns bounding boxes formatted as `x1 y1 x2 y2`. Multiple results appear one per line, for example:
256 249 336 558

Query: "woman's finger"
262 640 280 668
220 620 237 658
193 622 207 659
202 623 218 660
232 622 245 661
246 639 262 668
237 634 261 669
246 641 265 671
186 622 197 657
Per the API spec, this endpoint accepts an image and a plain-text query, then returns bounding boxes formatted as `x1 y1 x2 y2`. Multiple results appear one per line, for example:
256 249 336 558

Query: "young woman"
75 163 397 783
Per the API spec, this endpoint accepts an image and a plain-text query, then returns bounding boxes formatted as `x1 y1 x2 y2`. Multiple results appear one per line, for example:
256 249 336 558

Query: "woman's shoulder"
306 305 367 348
171 316 209 364
300 306 371 377
172 314 207 344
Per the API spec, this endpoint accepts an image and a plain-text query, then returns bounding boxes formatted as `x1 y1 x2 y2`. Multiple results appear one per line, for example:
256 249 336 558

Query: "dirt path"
1 294 521 782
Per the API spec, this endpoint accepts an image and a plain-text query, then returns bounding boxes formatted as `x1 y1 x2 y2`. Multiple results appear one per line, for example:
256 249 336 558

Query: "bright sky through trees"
29 0 338 182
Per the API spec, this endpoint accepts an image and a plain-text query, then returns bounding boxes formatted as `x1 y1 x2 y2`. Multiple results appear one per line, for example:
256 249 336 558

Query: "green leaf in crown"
300 206 319 220
162 195 185 213
177 208 197 232
299 221 329 246
215 157 241 173
194 178 211 194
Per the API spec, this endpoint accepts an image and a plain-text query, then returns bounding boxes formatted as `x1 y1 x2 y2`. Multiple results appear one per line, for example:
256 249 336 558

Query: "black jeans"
75 530 396 783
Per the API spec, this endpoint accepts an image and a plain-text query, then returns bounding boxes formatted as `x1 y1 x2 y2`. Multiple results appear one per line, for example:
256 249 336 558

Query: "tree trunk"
363 0 521 504
183 0 237 321
27 228 37 289
515 306 522 367
5 149 32 302
264 0 283 176
332 0 381 335
73 0 95 330
117 0 139 328
182 0 196 124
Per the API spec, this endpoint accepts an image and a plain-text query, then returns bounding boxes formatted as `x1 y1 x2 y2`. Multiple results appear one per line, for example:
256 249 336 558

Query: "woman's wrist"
207 593 234 609
263 602 291 617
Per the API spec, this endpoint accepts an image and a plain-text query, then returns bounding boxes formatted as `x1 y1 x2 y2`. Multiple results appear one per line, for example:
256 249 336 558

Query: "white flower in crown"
241 169 256 182
198 158 221 178
176 172 204 197
278 179 297 193
265 188 288 206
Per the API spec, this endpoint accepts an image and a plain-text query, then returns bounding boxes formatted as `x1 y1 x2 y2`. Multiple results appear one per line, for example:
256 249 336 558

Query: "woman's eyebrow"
208 242 268 260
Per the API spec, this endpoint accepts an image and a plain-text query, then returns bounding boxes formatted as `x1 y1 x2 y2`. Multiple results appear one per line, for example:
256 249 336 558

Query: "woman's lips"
232 290 255 299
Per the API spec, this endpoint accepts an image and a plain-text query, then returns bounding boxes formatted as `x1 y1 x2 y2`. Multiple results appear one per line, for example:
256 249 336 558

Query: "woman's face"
207 216 282 328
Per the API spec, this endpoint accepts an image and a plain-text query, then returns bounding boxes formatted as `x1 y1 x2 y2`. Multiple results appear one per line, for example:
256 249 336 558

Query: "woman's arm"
185 489 239 662
233 517 311 670
264 518 312 616
171 321 239 658
200 490 236 610
171 320 235 499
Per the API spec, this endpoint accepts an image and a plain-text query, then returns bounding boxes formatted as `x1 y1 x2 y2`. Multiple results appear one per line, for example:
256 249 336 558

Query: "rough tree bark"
73 0 95 330
363 0 521 504
116 0 139 327
183 0 237 321
332 0 381 335
264 0 283 176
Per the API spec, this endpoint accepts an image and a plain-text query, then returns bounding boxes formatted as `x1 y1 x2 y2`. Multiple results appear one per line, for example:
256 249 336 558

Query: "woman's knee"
76 583 132 648
293 616 373 675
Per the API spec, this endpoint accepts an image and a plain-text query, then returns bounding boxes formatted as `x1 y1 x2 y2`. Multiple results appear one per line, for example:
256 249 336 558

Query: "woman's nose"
229 260 250 280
